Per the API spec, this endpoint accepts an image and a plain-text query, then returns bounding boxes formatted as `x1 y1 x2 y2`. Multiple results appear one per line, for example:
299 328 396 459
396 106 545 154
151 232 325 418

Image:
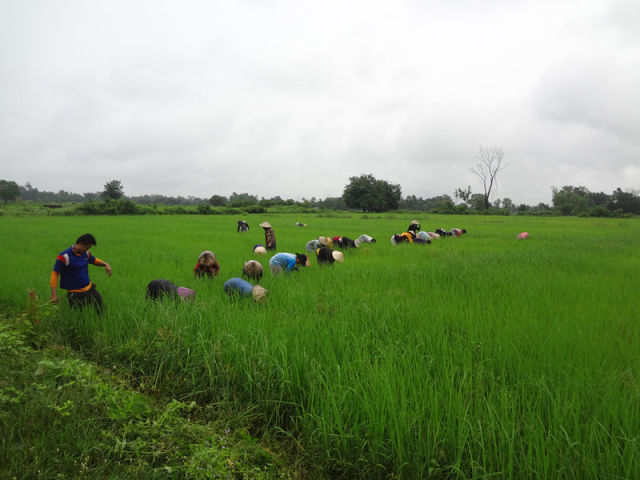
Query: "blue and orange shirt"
50 246 105 292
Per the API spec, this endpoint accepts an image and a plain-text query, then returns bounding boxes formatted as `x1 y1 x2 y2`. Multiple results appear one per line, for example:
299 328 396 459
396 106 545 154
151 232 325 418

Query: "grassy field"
1 213 639 479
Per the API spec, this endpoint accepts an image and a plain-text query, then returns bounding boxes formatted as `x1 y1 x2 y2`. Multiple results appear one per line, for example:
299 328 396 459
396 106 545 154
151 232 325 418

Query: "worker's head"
251 285 268 302
74 233 97 253
295 253 310 267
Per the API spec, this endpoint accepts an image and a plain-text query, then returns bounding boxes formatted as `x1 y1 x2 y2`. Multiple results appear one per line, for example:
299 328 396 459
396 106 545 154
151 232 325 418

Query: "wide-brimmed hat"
332 251 344 263
318 236 329 246
411 220 420 225
253 245 267 255
259 221 272 229
243 260 263 278
252 285 268 302
198 250 216 266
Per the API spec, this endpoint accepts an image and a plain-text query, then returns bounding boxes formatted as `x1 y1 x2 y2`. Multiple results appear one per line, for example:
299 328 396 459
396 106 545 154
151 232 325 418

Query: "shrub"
198 204 212 215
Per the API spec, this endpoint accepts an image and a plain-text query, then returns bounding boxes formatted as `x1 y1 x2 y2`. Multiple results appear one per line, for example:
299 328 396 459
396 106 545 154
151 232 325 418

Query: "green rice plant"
0 213 638 479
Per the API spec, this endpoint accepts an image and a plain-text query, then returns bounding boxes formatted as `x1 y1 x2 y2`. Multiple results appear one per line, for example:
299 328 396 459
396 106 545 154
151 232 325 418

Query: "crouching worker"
50 233 112 312
318 236 333 248
316 246 334 266
332 236 357 249
269 252 310 275
146 279 195 300
355 234 376 246
407 220 421 234
237 220 250 233
223 278 268 302
242 260 263 281
194 250 220 278
390 232 415 245
306 239 323 252
316 247 344 266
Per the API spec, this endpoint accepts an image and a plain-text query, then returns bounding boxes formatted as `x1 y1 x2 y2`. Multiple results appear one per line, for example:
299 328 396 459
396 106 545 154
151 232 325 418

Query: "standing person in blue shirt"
268 253 310 275
50 233 112 311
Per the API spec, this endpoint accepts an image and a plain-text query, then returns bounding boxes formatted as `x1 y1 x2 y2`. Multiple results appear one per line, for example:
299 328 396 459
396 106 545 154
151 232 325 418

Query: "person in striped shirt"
50 233 112 311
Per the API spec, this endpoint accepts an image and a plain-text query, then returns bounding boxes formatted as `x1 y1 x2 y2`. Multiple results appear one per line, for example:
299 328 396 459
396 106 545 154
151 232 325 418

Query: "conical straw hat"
259 221 272 228
252 285 268 302
198 250 216 266
332 251 344 263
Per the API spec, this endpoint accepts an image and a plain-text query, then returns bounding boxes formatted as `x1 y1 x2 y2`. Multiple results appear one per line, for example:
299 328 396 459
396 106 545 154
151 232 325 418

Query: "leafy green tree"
454 186 472 206
552 185 591 215
102 180 124 200
588 191 609 206
317 196 347 210
469 193 486 211
609 188 640 214
228 192 258 207
208 195 228 206
501 197 515 213
0 180 21 205
19 182 39 201
342 174 401 212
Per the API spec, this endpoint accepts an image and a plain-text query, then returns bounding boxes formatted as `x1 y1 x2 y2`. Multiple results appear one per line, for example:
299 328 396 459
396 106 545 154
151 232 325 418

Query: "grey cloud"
533 55 640 146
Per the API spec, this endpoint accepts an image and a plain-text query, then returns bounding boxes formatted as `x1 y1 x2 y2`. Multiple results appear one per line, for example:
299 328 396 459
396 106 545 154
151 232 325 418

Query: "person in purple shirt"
146 279 195 301
268 253 310 275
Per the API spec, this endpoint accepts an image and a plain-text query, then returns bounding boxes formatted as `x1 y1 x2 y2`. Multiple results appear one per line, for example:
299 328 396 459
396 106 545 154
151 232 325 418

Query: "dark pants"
67 284 103 312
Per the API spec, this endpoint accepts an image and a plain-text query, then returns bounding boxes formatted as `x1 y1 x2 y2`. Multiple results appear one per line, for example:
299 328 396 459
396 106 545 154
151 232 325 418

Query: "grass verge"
0 302 297 480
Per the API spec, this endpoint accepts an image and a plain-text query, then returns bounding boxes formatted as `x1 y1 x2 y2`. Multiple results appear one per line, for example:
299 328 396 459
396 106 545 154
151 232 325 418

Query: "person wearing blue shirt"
268 253 309 275
50 233 112 311
223 277 268 302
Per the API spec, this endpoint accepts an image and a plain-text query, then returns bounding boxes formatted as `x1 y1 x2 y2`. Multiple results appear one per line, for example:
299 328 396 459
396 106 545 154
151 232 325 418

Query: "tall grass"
1 214 639 478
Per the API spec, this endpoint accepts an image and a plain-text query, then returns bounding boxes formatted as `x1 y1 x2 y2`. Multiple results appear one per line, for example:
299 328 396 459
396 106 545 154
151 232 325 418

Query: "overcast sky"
1 0 639 205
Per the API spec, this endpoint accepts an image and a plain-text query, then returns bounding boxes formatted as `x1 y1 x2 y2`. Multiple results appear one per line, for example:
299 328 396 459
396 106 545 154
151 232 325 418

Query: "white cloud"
1 0 638 205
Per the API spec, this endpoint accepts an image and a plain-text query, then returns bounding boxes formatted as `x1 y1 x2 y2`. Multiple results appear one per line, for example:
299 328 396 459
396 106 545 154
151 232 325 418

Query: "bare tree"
472 145 506 210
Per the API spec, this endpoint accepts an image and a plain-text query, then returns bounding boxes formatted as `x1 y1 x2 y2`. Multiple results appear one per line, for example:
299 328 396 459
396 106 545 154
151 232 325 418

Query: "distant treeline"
8 182 640 217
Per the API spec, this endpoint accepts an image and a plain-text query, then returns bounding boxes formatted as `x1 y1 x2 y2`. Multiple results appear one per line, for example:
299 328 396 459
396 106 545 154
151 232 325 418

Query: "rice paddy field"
1 213 639 479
